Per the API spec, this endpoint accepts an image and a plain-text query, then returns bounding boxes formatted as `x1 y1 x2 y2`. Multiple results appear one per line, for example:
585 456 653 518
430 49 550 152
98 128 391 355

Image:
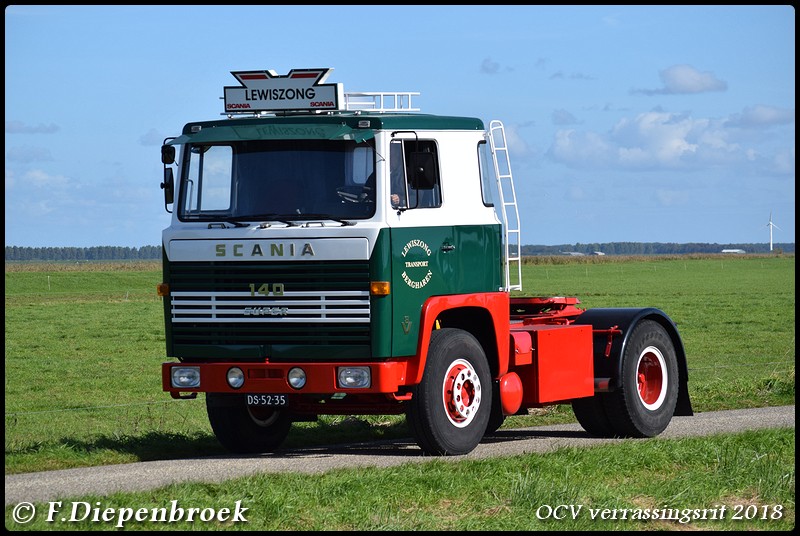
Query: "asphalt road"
5 405 794 506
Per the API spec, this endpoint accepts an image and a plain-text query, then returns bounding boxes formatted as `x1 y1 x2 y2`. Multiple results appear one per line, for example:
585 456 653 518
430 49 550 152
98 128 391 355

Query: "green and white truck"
159 68 692 456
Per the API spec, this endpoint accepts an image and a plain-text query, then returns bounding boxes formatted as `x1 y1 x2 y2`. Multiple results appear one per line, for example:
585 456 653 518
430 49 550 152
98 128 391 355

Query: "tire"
603 320 679 437
206 393 293 453
484 382 506 436
571 395 615 437
407 328 492 455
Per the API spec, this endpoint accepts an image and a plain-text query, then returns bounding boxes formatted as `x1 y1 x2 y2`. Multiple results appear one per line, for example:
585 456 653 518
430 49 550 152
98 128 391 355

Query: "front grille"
168 261 370 347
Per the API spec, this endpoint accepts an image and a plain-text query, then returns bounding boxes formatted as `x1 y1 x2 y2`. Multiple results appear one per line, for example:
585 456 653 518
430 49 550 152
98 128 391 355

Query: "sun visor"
168 123 373 145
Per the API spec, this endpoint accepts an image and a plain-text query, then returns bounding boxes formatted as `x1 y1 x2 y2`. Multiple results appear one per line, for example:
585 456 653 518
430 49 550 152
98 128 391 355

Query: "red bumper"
162 360 411 398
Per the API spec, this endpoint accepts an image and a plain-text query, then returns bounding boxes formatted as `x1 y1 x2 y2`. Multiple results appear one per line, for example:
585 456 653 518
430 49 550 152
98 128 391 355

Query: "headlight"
287 367 307 389
337 366 371 389
171 366 200 389
226 367 245 389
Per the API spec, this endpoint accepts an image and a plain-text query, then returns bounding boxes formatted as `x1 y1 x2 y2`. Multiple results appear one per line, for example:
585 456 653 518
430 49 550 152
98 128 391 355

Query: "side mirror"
161 167 174 208
409 151 437 190
161 144 176 165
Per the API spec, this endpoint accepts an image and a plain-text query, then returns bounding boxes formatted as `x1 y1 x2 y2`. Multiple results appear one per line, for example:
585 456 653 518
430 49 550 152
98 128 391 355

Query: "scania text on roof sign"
223 68 343 113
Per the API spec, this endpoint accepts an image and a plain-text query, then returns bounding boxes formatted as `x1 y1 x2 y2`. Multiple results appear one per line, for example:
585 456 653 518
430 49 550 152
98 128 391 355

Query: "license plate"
246 394 288 406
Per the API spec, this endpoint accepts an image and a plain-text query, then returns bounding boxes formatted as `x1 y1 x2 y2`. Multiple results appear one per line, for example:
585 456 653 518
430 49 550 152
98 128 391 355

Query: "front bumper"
162 360 411 398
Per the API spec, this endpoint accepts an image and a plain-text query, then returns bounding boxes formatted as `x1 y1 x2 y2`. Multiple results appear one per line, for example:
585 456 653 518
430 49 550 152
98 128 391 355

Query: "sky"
5 5 795 248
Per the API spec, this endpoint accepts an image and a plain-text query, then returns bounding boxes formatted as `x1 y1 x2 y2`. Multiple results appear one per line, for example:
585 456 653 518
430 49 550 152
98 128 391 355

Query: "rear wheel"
571 394 615 437
206 393 293 453
603 320 679 437
407 328 492 455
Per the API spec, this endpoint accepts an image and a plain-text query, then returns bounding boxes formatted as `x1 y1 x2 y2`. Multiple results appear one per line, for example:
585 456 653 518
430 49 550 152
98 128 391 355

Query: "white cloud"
5 120 60 134
772 147 795 174
726 105 795 128
479 57 514 75
6 146 54 163
548 111 753 171
612 112 701 164
632 64 727 95
139 128 166 146
550 71 594 81
480 57 500 75
660 65 727 93
550 129 614 166
503 123 533 157
23 169 70 188
552 109 580 126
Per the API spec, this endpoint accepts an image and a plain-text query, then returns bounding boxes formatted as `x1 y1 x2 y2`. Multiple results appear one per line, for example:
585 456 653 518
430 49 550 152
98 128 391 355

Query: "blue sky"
5 5 795 248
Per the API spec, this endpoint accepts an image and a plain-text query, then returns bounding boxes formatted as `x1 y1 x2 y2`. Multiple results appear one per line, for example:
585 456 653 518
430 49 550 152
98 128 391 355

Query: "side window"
183 145 233 214
390 139 442 209
478 141 495 207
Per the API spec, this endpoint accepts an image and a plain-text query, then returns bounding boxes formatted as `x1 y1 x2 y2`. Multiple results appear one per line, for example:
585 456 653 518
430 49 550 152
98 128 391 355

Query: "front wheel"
603 319 679 437
407 328 492 455
206 393 293 453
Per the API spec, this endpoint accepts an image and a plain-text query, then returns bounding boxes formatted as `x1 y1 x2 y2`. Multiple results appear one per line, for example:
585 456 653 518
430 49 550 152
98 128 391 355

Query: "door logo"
401 239 433 289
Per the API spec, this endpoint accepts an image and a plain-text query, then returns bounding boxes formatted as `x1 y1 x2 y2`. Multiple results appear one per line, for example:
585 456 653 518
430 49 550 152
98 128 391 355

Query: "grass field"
5 255 794 474
6 428 796 531
4 255 795 530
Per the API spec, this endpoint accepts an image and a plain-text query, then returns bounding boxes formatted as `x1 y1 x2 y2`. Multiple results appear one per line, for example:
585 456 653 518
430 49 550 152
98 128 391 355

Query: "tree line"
4 242 794 262
521 242 794 256
5 245 162 262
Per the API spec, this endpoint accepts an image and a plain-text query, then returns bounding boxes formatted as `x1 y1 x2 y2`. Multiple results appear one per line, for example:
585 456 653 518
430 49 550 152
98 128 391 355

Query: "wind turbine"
766 212 781 251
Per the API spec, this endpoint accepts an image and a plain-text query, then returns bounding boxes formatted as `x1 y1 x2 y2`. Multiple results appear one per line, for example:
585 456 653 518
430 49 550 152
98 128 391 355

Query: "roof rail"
344 92 420 112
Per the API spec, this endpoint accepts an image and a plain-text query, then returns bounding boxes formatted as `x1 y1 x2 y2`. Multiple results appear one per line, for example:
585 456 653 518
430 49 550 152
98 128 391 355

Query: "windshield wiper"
295 213 355 226
236 213 354 227
224 219 250 228
247 214 299 227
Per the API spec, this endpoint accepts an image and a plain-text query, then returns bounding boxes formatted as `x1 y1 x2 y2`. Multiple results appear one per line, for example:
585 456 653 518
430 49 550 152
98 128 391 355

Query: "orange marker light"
370 281 390 296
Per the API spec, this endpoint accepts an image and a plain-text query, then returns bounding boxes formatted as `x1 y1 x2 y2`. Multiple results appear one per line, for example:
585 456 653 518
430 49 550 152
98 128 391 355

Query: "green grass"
5 428 794 530
4 256 795 475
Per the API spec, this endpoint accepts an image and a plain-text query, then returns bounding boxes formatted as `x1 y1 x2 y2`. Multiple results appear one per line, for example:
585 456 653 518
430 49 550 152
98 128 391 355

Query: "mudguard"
574 308 693 416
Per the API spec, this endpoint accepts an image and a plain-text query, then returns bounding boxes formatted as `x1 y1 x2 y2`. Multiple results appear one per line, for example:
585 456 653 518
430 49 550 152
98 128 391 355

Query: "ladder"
488 120 522 292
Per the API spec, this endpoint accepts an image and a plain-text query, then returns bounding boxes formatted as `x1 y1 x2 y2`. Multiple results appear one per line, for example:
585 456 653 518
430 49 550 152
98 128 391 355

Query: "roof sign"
223 68 343 113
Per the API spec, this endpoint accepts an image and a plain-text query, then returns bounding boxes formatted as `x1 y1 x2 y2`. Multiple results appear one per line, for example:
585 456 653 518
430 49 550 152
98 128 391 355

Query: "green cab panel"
389 224 502 356
369 228 394 359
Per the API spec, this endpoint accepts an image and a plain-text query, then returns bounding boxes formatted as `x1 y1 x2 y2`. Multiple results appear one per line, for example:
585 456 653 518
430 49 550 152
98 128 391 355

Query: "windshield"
178 139 376 222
